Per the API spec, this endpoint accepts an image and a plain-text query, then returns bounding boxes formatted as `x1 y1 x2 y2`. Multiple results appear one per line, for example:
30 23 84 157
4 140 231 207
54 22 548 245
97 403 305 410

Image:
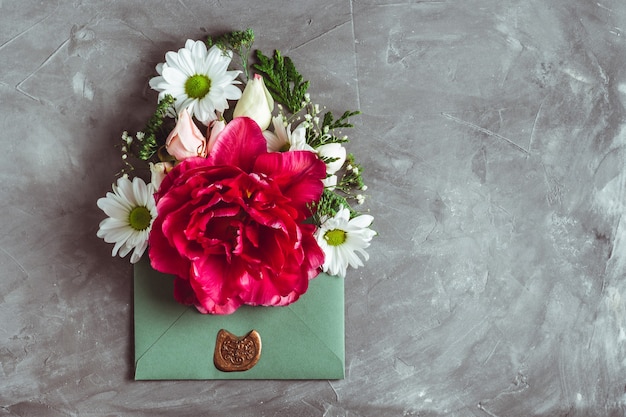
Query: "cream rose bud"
206 119 226 155
233 74 274 130
317 143 347 175
165 108 207 161
149 161 173 191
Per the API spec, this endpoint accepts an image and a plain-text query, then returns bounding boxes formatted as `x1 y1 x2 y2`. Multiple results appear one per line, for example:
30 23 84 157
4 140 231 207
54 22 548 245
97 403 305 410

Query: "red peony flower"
148 117 327 314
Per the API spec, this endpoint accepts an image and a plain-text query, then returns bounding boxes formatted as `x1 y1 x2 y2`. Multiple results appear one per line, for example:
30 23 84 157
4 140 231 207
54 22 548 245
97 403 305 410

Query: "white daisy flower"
97 176 157 264
263 116 315 153
315 206 375 278
149 39 242 125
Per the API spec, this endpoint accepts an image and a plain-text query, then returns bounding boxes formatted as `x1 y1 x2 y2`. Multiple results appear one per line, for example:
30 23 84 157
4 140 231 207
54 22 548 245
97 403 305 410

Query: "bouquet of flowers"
97 30 375 315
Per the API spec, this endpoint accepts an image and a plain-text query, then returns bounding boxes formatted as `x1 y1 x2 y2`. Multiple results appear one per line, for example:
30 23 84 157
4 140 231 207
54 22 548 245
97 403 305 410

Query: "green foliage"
313 189 358 223
136 95 175 161
322 110 361 131
341 154 365 190
307 110 360 149
207 28 255 52
207 29 255 80
253 50 310 113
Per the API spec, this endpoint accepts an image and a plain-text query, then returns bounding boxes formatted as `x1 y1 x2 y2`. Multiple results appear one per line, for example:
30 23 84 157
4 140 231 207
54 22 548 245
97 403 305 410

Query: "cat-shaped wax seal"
214 329 262 372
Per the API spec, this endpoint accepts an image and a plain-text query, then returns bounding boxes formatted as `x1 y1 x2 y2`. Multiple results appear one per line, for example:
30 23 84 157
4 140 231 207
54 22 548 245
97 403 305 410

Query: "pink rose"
149 117 326 314
165 108 206 160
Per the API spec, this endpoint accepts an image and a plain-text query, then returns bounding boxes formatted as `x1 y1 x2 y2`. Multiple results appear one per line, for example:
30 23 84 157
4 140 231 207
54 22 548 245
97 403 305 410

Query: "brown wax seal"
214 329 262 372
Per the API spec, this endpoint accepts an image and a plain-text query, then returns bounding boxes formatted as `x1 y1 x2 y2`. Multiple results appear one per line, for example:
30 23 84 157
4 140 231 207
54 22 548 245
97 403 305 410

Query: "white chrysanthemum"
149 40 242 125
97 176 157 264
263 116 315 152
315 206 375 278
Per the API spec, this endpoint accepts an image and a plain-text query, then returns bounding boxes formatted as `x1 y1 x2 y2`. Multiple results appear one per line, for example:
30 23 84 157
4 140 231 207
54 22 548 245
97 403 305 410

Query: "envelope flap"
133 258 191 362
134 258 345 380
285 272 345 363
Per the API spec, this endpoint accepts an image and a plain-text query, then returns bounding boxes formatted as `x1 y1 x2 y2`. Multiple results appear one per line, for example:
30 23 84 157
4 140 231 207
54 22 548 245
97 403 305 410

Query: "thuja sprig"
322 110 361 131
253 49 310 114
135 94 175 161
207 28 255 80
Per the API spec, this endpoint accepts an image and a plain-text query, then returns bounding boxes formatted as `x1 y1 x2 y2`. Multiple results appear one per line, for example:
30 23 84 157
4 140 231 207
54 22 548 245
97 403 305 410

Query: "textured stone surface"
2 0 626 415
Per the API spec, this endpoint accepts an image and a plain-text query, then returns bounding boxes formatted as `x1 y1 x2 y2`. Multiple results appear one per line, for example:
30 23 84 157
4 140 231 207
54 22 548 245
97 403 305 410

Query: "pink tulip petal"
207 117 267 172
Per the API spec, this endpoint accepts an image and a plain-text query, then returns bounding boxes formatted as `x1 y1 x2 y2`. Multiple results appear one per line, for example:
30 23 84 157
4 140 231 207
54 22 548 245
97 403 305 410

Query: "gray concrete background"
2 0 626 416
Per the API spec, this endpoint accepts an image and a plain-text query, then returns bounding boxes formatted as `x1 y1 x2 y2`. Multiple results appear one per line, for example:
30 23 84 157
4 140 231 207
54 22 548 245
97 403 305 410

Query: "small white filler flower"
97 176 157 264
315 206 375 278
149 39 242 125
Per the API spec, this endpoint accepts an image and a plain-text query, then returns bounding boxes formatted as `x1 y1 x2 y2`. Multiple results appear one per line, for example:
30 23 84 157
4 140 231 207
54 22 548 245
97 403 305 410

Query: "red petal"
154 156 207 202
299 224 325 277
189 256 246 315
148 215 191 277
254 150 326 216
173 277 198 306
207 117 267 172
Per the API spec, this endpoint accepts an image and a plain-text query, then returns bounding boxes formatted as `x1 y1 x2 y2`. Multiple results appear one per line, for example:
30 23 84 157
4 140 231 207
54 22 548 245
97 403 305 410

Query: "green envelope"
133 257 345 380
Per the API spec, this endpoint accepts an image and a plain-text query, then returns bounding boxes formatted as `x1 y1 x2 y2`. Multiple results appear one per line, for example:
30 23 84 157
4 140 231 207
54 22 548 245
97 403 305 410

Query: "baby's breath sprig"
306 112 359 149
340 154 365 191
115 131 136 177
300 98 359 148
310 154 369 223
207 28 255 81
116 130 156 178
311 152 369 222
311 189 358 225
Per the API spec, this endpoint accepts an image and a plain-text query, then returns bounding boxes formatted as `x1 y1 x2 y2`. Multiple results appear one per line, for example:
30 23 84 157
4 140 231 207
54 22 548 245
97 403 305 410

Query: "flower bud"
149 161 173 191
233 74 274 130
206 119 226 155
165 108 207 161
316 143 347 175
322 174 338 191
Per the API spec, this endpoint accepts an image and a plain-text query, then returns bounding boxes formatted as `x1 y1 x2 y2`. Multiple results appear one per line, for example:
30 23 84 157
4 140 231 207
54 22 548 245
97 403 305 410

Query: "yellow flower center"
324 229 346 246
185 74 212 99
129 206 152 231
